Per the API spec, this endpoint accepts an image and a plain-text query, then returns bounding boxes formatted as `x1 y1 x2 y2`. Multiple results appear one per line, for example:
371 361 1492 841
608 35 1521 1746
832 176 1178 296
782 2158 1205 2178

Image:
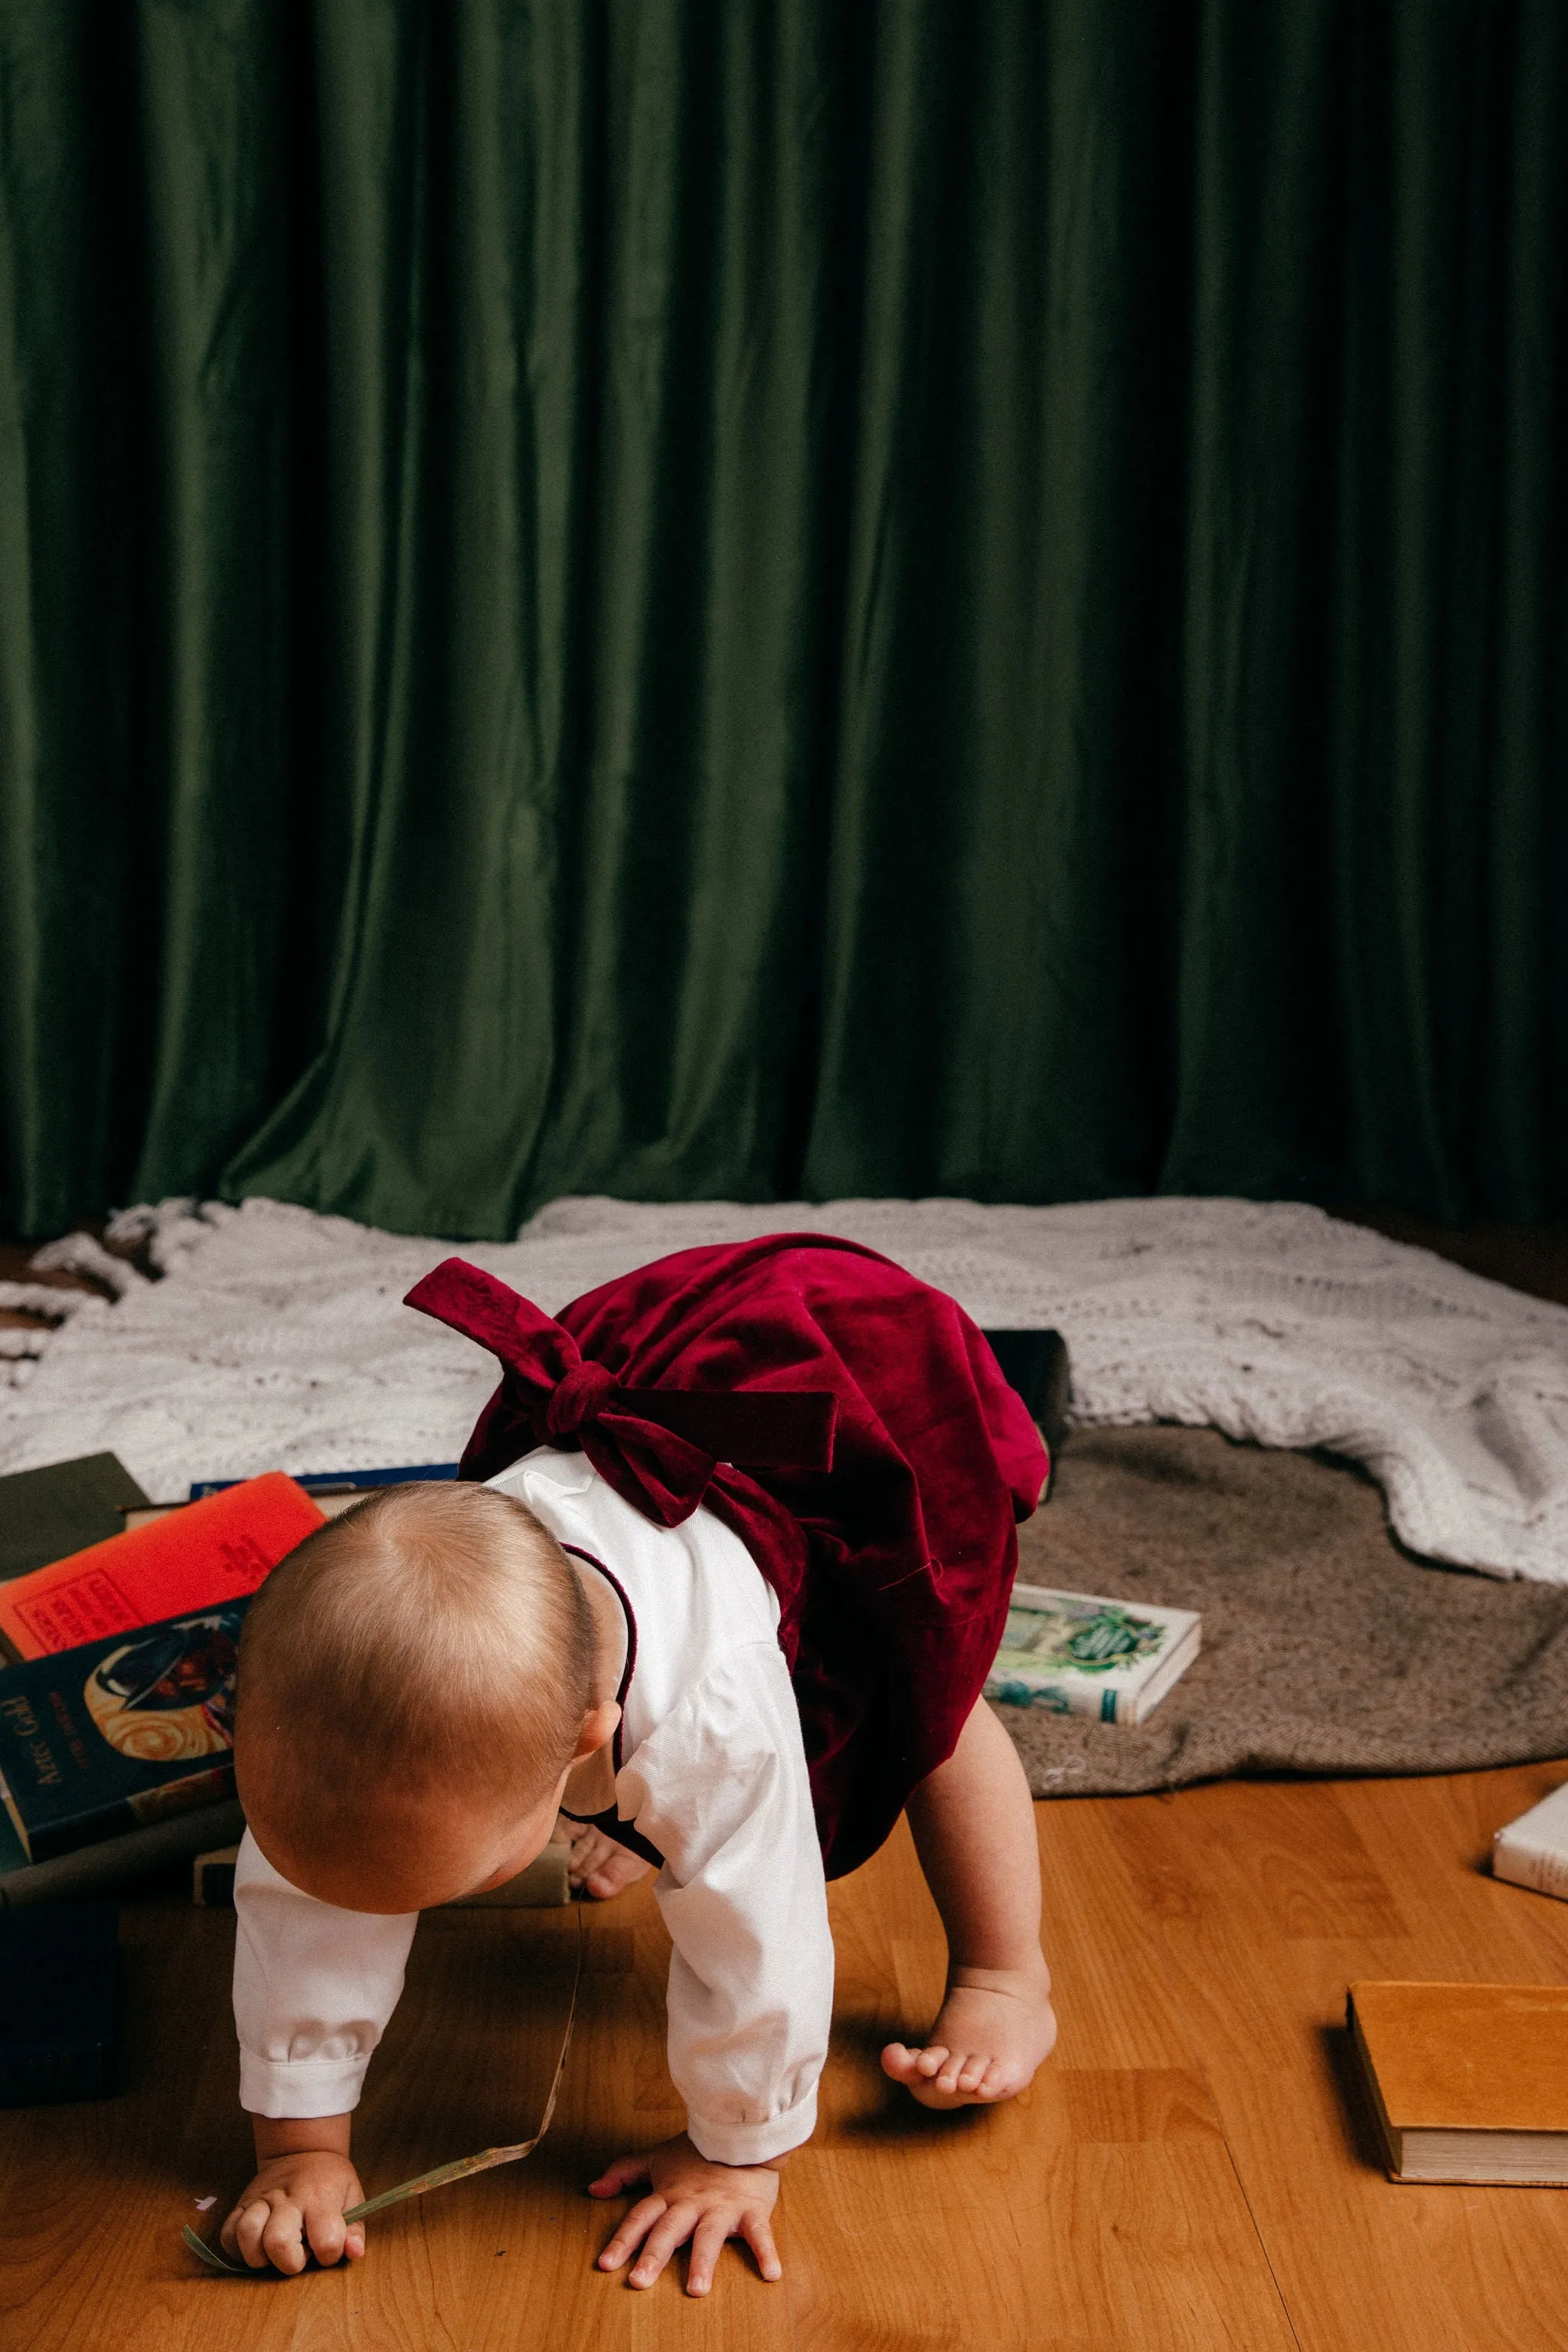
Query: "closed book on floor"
0 1900 119 2105
0 1602 249 1863
0 1454 150 1584
0 1472 322 1660
1492 1782 1568 1902
984 1583 1200 1725
1348 1981 1568 2184
0 1798 247 1909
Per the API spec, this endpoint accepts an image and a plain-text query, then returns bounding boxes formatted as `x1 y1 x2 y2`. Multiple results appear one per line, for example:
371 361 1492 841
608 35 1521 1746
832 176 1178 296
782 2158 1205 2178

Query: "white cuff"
684 2083 817 2167
238 2049 371 2119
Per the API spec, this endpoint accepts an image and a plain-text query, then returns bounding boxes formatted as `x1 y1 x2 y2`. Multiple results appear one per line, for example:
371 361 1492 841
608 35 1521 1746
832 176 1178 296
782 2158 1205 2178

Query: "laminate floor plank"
4 1762 1567 2350
784 1824 1296 2352
1090 1769 1568 2352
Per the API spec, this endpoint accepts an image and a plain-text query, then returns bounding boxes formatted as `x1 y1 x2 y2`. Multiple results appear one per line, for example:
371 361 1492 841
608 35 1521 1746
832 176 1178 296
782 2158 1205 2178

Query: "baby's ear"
573 1699 621 1761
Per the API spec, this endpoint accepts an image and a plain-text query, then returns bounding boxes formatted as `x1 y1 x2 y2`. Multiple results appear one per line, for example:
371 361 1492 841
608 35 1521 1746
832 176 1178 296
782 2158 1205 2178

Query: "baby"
220 1239 1060 2295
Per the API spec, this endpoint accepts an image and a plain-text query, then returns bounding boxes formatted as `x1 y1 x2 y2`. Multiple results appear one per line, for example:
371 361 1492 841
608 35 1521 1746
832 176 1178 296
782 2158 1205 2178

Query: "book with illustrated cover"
1492 1782 1568 1903
1348 1980 1568 2184
0 1603 249 1864
984 1582 1201 1725
0 1473 322 1661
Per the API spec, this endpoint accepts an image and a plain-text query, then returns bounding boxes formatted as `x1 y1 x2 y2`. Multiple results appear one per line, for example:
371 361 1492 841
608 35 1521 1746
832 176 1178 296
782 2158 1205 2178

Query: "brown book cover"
1348 1980 1568 2184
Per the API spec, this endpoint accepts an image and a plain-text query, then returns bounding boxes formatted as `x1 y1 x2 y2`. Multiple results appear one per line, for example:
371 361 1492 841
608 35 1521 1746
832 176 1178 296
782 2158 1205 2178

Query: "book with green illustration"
984 1582 1201 1726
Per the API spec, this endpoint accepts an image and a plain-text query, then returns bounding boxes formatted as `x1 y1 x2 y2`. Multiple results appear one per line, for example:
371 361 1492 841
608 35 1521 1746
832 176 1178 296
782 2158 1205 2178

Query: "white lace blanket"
3 1194 1566 1583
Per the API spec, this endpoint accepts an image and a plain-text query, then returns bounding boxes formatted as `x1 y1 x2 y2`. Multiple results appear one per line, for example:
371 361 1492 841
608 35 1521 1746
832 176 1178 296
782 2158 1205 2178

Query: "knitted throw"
2 1194 1564 1584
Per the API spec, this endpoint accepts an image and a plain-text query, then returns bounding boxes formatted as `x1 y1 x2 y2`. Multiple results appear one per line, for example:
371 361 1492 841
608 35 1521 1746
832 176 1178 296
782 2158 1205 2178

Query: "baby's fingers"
227 2193 303 2274
303 2203 363 2268
590 2151 652 2199
684 2211 731 2297
742 2207 783 2284
262 2197 311 2276
227 2195 276 2269
628 2200 700 2288
598 2191 667 2271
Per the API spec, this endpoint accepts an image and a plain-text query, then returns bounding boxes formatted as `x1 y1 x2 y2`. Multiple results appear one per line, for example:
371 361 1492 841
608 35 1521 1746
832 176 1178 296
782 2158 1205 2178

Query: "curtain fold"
1 0 1563 1240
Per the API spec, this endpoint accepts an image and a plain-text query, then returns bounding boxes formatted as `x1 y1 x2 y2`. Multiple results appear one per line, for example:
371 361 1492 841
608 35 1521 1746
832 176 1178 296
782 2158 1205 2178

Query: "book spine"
446 1841 573 1909
0 2038 116 2107
29 1762 237 1865
1493 1837 1568 1903
194 1858 237 1908
0 1768 31 1863
0 1797 246 1907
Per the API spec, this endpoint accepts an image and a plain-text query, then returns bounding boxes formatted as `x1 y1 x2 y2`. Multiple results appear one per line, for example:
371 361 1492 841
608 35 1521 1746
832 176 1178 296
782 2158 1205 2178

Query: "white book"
984 1583 1201 1726
1493 1783 1568 1902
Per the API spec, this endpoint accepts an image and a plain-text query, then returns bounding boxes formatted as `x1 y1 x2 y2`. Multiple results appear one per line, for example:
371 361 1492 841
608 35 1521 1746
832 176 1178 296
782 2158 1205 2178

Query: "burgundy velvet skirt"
549 1238 1047 1880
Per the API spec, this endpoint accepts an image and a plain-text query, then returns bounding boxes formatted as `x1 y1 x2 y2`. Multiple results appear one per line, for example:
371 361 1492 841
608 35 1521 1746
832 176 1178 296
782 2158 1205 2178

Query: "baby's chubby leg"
882 1696 1057 2109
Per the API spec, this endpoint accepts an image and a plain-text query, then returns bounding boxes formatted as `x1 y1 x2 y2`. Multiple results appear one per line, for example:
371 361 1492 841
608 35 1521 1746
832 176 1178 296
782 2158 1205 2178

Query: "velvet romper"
406 1235 1049 1882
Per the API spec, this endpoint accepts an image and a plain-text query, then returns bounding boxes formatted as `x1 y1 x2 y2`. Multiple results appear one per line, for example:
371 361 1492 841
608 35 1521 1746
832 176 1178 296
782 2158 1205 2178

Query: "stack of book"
0 1452 458 1909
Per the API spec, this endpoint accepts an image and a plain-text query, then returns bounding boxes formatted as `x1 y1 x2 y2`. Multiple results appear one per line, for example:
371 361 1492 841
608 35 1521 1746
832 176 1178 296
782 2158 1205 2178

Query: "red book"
0 1474 325 1661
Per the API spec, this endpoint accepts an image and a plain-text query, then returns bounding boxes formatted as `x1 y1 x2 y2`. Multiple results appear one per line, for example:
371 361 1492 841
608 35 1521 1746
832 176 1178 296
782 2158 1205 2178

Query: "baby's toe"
914 2045 951 2079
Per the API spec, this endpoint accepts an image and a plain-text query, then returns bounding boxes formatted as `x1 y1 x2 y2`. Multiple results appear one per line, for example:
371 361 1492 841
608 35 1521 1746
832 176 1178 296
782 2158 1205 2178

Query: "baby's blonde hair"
236 1482 596 1838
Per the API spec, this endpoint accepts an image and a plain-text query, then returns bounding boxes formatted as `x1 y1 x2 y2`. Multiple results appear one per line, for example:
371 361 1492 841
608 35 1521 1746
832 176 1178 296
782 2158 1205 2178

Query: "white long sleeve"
621 1641 832 2164
233 1830 416 2118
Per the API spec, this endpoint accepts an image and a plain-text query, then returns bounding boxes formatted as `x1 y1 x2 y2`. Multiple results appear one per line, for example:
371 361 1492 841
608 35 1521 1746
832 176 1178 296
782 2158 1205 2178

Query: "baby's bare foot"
880 1959 1057 2108
557 1817 652 1901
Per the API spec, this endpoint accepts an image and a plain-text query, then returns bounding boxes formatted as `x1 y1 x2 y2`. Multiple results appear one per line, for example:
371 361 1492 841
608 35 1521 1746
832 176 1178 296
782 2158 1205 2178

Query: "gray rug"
998 1426 1568 1798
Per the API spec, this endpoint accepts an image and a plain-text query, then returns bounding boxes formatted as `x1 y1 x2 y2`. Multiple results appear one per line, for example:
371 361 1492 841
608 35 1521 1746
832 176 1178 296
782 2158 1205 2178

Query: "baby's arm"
595 1643 833 2292
227 1831 418 2270
221 2112 364 2273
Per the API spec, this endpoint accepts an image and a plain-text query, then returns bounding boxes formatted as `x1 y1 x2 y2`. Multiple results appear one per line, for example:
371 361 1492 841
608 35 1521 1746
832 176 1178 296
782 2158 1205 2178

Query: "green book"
985 1582 1201 1726
0 1454 150 1584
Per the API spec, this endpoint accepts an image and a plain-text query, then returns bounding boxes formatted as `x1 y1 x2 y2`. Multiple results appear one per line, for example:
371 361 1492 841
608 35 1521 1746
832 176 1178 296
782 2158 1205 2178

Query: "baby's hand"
590 2133 782 2296
220 2149 367 2274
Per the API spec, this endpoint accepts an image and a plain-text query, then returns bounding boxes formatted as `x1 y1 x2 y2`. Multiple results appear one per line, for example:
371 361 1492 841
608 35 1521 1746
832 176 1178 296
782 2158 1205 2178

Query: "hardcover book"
984 1582 1201 1725
187 1462 459 1500
0 1454 150 1585
1348 1980 1568 2184
0 1798 247 1909
0 1603 249 1864
0 1901 119 2105
0 1473 322 1660
1492 1782 1568 1903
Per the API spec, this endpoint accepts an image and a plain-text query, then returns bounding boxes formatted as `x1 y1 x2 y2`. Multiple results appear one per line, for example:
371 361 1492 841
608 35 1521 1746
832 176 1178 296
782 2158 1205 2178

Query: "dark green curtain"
2 0 1564 1240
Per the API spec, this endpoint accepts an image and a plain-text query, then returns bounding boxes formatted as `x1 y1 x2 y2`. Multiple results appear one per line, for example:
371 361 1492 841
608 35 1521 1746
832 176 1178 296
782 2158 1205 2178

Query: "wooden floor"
4 1759 1568 2350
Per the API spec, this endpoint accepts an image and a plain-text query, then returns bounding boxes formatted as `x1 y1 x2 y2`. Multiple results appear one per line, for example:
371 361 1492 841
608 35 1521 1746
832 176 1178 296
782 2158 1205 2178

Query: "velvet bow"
404 1258 838 1527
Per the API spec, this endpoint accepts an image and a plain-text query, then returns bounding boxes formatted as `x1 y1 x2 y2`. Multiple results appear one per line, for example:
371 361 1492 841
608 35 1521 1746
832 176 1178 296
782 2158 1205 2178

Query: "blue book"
0 1901 119 2105
0 1603 249 1864
187 1463 459 1500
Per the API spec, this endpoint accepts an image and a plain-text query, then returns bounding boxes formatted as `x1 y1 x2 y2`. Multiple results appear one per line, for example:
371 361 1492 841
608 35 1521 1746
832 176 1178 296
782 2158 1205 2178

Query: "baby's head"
234 1482 616 1913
